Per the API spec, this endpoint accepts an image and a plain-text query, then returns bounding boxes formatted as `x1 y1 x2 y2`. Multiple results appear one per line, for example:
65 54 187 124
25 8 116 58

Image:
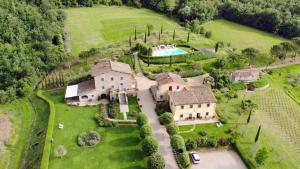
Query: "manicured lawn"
0 99 35 169
202 19 286 53
127 97 141 120
65 5 187 55
179 123 232 140
216 65 300 168
45 89 146 169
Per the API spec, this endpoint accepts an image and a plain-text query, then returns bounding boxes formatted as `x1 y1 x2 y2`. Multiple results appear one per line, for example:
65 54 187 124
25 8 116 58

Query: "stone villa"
150 73 217 122
65 59 137 106
150 73 188 102
169 86 217 121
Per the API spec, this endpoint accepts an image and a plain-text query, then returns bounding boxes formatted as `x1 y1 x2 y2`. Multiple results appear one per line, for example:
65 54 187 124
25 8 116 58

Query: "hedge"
166 123 179 135
170 135 185 151
139 51 213 65
140 124 153 139
251 78 268 88
142 136 159 156
147 153 165 169
37 90 56 169
159 112 174 125
137 113 149 127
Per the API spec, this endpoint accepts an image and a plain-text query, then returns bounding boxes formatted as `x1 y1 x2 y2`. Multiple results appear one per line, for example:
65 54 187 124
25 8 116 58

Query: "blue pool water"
152 48 187 57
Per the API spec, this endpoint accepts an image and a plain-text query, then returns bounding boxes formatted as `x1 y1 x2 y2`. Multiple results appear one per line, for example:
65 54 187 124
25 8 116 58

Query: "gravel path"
136 76 179 169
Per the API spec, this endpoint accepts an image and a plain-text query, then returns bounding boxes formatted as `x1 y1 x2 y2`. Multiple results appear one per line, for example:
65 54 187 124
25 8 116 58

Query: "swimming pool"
152 48 187 57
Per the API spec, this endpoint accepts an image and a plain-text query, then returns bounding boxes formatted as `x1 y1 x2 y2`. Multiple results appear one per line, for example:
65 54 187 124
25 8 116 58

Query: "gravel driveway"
136 76 179 169
190 150 247 169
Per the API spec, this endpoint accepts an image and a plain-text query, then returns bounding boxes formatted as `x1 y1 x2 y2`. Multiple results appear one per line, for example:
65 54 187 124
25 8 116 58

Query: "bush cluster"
147 153 165 169
95 113 117 127
170 135 186 152
142 136 159 156
185 136 233 151
140 124 153 139
137 113 149 127
166 123 179 136
78 131 101 147
158 112 173 125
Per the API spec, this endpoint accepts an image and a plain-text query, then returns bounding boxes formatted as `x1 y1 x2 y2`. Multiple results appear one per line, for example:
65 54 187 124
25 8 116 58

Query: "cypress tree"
173 30 175 41
144 32 147 43
134 27 137 40
255 125 261 143
247 109 252 124
129 35 132 47
215 42 219 53
161 24 163 34
55 73 60 87
187 31 190 43
169 55 172 67
159 32 161 41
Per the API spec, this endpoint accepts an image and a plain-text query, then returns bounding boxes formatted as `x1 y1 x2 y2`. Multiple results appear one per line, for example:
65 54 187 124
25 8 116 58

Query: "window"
82 95 88 99
101 78 104 81
206 112 209 116
207 103 210 107
120 77 123 80
112 85 114 88
190 105 193 108
181 105 184 109
160 95 163 99
180 114 183 118
198 104 201 108
111 77 114 81
102 86 105 89
169 86 172 91
176 85 180 90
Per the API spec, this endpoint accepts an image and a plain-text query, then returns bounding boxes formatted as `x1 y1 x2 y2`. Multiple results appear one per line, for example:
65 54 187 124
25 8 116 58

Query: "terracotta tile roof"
231 68 260 79
77 79 95 95
169 86 216 105
156 73 186 86
91 59 133 77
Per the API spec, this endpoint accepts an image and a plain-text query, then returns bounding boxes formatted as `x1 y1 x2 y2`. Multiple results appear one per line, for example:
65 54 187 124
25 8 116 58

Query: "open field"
44 89 146 169
0 99 35 169
216 64 300 169
202 19 285 52
65 5 189 55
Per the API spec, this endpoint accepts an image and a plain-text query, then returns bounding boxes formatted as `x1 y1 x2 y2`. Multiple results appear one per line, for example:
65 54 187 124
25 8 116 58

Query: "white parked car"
189 152 200 164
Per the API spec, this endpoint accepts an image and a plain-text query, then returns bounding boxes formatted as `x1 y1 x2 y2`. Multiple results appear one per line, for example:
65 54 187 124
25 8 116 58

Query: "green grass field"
216 64 300 169
44 89 146 169
202 19 286 53
65 5 187 55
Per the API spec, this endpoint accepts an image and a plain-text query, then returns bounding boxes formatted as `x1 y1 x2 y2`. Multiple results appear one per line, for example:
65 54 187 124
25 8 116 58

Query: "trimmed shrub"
137 113 149 127
140 124 153 139
147 153 165 169
54 145 67 158
205 31 212 38
78 131 101 147
185 138 197 151
166 123 179 135
159 112 173 125
177 151 191 168
170 135 185 151
142 136 159 156
200 131 208 136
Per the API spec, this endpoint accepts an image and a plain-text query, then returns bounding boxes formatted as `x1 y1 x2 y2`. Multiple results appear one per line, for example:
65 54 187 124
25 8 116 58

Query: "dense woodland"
0 0 66 103
56 0 300 39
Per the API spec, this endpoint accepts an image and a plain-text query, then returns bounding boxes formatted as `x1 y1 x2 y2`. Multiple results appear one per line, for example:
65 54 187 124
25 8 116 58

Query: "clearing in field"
45 89 146 169
65 5 185 55
202 19 285 52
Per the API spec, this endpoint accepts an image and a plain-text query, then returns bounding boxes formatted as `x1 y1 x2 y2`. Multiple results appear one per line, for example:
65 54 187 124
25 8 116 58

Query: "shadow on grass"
108 149 145 162
110 136 140 147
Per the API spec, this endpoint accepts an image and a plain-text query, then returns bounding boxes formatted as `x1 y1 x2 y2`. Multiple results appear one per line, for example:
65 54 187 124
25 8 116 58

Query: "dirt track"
0 114 12 148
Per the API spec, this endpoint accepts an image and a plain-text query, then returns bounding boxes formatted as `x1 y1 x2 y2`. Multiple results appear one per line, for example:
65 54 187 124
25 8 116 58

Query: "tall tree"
215 42 219 53
144 32 147 43
173 30 176 41
161 24 163 34
187 31 190 43
255 125 261 143
134 27 137 40
129 35 132 47
147 24 153 37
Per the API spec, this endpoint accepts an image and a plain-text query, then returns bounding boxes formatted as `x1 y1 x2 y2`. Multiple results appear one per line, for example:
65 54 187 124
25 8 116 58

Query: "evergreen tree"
173 30 175 41
187 31 190 43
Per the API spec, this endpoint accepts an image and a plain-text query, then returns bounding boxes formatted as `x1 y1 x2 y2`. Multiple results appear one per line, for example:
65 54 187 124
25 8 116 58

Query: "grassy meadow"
44 89 146 169
202 19 285 53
